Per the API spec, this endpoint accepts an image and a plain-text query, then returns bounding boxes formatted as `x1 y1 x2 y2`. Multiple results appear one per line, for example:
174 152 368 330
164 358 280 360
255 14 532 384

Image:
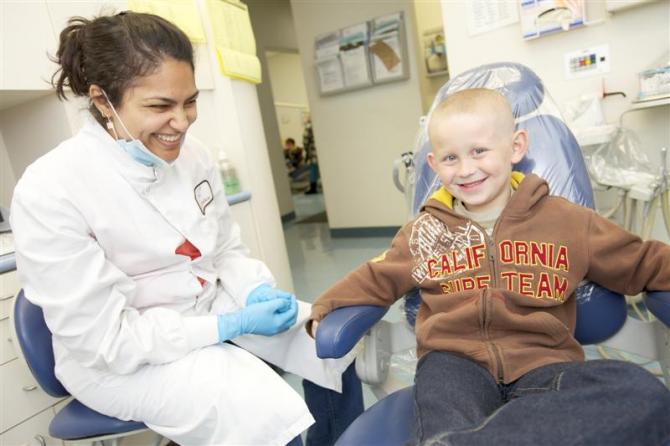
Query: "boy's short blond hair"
428 88 515 137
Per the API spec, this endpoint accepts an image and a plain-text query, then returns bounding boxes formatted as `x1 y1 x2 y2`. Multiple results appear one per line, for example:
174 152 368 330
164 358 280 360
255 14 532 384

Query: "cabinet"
0 0 212 94
0 1 58 90
0 407 61 446
0 268 65 445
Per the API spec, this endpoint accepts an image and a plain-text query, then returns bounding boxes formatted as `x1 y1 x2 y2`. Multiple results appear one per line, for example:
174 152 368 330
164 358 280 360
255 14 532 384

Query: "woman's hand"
240 295 298 336
218 295 298 341
246 283 294 306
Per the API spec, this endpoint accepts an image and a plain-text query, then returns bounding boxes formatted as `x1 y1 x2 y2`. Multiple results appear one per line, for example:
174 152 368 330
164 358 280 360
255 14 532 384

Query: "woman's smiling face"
110 57 199 162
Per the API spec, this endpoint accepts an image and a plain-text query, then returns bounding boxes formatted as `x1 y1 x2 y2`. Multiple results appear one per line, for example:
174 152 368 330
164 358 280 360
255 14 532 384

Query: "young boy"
307 89 670 445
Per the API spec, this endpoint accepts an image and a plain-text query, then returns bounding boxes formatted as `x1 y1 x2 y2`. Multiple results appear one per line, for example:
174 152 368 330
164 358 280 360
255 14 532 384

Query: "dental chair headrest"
412 61 593 214
434 62 544 119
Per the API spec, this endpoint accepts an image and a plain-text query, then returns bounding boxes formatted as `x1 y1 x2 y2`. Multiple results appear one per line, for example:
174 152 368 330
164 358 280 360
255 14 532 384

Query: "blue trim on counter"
0 253 16 274
227 191 251 206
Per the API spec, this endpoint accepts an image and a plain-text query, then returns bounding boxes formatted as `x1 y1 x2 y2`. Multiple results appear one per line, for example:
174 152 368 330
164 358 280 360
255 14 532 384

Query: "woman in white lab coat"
10 12 360 446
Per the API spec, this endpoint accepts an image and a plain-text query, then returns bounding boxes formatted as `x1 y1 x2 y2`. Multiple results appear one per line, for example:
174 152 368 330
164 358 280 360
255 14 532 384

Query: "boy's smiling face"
427 107 527 214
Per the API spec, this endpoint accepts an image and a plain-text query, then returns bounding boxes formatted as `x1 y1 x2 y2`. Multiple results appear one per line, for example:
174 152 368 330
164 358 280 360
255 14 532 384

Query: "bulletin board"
314 11 409 96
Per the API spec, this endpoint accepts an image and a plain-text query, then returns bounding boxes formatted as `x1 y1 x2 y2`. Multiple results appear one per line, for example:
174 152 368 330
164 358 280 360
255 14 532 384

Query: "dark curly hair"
51 11 194 124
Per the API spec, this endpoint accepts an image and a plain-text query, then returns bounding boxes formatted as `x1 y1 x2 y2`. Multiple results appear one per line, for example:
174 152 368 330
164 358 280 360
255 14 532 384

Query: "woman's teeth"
156 134 179 143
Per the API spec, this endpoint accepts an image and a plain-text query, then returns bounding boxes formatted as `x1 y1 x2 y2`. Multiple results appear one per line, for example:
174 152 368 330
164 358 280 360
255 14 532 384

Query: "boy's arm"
586 209 670 294
306 224 417 336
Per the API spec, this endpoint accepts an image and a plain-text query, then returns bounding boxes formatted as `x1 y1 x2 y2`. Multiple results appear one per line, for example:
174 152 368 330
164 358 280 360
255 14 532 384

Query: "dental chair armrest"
315 305 388 359
645 291 670 327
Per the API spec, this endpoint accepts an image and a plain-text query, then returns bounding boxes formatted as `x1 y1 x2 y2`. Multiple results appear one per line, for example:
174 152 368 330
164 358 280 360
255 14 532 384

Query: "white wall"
291 0 424 229
267 52 309 105
0 95 73 181
440 0 670 241
0 134 15 208
441 1 669 161
267 51 309 145
247 0 297 218
412 0 449 113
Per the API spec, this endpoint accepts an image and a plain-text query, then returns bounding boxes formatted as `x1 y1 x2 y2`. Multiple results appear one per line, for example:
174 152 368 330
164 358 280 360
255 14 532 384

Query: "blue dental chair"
314 63 670 445
11 289 152 445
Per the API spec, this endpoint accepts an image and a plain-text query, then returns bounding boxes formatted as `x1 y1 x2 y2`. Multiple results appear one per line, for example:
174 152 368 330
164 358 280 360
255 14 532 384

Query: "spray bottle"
218 151 241 195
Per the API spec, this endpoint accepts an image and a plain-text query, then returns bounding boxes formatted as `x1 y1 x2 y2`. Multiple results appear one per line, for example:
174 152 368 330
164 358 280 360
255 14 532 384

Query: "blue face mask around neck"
101 90 170 168
115 139 167 167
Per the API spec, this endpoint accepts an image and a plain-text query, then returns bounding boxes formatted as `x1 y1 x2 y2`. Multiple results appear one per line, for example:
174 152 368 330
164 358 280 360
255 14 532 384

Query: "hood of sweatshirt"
421 172 550 221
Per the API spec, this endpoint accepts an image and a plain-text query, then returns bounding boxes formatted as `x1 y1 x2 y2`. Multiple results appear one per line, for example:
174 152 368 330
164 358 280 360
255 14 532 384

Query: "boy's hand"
310 320 319 338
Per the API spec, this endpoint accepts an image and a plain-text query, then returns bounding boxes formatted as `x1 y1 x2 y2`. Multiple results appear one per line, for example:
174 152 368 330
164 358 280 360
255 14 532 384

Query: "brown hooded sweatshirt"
308 173 670 383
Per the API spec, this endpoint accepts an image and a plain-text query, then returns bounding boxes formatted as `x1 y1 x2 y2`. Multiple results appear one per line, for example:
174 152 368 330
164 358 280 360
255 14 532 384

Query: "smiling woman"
10 10 362 446
52 12 199 165
91 59 199 163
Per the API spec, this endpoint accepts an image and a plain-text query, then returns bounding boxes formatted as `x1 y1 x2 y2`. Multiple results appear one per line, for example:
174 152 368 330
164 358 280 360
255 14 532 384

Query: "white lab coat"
10 118 354 445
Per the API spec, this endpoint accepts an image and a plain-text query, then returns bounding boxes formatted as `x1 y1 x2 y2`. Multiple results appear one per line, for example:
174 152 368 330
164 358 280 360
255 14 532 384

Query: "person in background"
284 137 304 172
11 11 362 445
302 117 320 195
307 89 670 445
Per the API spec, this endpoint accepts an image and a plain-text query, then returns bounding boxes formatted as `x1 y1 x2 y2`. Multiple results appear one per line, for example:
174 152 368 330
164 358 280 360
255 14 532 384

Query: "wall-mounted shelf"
631 95 670 110
606 0 658 13
426 70 449 78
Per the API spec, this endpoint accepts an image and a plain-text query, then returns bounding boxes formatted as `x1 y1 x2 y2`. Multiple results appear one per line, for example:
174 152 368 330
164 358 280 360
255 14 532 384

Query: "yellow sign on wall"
128 0 206 43
128 0 261 84
206 0 261 84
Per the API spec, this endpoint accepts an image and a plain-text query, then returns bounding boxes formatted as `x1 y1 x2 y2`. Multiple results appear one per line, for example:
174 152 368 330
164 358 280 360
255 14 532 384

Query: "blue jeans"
303 361 364 446
412 351 670 446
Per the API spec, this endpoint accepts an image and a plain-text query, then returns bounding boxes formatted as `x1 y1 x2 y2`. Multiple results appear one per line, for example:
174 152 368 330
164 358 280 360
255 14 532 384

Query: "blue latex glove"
217 295 298 341
246 283 295 306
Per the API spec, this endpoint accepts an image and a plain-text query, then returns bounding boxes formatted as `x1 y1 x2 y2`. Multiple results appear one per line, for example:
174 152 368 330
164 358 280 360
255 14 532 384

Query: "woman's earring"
105 117 118 139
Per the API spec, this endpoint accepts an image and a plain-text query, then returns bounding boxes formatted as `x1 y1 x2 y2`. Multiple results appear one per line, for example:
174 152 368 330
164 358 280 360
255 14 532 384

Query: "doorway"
265 49 326 224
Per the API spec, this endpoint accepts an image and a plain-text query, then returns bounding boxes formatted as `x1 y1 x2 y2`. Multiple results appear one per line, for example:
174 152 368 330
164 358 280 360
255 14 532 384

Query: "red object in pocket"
175 239 206 285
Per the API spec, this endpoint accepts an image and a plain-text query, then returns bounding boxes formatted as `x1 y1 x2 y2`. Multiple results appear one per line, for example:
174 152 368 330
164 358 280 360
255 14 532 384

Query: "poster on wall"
315 31 340 60
339 22 372 88
315 31 345 93
316 57 345 93
466 0 519 36
313 11 408 96
369 12 407 83
520 0 585 40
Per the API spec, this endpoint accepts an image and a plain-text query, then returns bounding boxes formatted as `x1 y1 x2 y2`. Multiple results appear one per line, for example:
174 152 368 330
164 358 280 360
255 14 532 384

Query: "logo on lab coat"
194 180 213 215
